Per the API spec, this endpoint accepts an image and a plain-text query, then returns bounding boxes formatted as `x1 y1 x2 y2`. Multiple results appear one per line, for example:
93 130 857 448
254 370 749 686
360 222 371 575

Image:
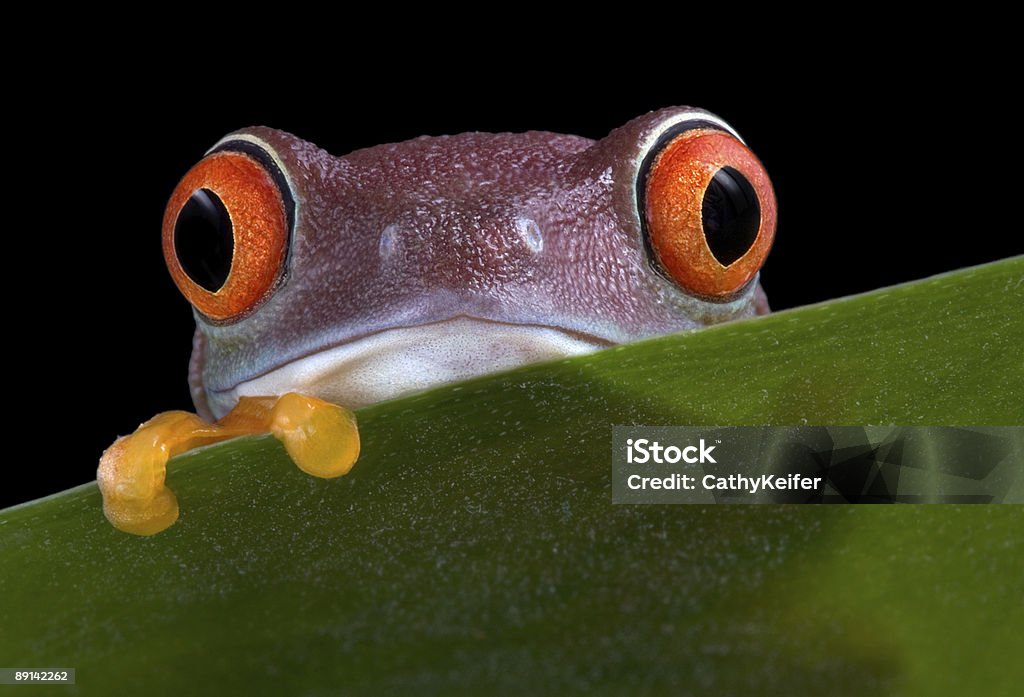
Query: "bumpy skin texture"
190 107 768 419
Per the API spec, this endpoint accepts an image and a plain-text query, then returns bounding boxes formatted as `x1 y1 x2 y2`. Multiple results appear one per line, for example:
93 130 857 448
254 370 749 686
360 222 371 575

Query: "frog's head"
162 107 776 419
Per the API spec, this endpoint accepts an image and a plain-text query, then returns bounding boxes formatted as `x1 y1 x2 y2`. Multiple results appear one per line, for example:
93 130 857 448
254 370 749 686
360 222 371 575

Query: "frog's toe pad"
270 393 360 478
97 432 181 536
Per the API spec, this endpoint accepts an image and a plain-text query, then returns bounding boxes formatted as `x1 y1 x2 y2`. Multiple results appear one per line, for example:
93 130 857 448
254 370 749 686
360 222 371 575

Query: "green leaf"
2 257 1022 696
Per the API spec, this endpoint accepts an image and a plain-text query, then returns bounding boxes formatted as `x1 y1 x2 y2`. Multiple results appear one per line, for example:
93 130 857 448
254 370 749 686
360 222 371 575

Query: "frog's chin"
203 316 610 419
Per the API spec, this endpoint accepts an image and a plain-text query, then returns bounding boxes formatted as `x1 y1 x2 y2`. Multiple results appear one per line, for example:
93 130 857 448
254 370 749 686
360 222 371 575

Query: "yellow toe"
270 393 360 478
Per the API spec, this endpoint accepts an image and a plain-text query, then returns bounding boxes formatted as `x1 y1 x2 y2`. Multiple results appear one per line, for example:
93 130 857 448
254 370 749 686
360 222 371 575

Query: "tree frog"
98 106 777 535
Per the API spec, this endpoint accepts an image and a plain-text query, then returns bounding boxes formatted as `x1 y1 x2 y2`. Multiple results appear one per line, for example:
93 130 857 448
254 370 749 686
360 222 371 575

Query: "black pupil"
701 166 760 266
174 189 233 292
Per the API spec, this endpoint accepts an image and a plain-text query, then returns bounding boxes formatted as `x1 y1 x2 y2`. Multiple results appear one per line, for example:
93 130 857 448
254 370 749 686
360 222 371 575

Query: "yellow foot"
97 393 359 536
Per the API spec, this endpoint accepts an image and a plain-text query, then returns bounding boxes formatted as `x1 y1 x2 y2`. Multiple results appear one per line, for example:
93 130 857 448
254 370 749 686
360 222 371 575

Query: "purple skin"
189 107 771 420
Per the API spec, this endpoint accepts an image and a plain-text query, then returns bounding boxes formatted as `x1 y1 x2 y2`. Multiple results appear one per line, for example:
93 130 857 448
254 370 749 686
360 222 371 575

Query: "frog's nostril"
516 216 544 254
701 166 760 266
379 223 401 261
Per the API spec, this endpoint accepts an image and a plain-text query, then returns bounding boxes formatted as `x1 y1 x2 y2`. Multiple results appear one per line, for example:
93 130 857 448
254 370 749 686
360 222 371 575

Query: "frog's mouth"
199 316 611 419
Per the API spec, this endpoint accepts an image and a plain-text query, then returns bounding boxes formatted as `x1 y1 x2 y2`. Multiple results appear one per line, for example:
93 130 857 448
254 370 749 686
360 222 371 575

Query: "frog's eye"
162 145 292 321
641 128 776 297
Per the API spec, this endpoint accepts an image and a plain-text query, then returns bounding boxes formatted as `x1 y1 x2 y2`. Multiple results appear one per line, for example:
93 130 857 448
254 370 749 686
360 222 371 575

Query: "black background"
7 58 1019 508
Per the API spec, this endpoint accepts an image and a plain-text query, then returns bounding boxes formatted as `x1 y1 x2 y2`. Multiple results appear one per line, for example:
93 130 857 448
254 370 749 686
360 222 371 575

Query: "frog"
98 106 777 535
